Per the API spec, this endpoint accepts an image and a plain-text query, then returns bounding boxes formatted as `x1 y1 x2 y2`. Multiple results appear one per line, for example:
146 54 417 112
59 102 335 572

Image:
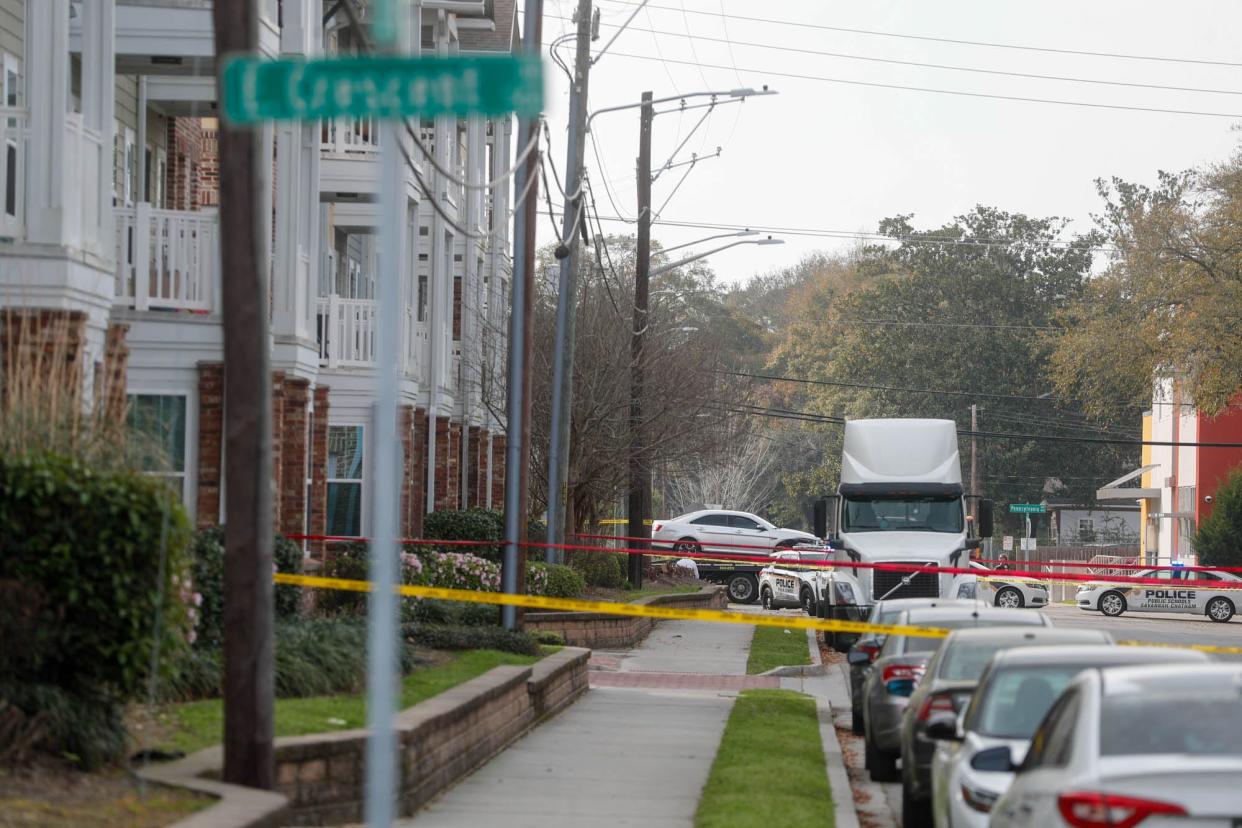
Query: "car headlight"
961 783 1000 813
833 582 856 604
957 581 977 599
1025 582 1047 590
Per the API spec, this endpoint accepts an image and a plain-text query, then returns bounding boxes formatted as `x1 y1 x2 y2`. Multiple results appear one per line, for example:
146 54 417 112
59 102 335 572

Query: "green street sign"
1009 503 1047 514
221 54 543 123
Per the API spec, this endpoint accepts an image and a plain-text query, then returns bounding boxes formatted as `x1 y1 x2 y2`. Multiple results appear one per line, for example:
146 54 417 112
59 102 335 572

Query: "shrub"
0 452 192 702
569 550 626 588
402 623 538 655
319 541 370 616
191 528 305 640
404 549 502 591
401 600 499 627
529 562 585 598
534 630 565 646
1195 467 1242 568
0 682 127 770
422 508 502 558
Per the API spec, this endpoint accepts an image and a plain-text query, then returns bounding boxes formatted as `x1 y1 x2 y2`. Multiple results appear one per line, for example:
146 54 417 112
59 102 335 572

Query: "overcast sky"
533 0 1242 286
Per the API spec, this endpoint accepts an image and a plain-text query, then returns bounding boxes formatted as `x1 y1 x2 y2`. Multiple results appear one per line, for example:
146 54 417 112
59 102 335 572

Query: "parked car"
651 510 821 603
651 509 818 556
861 606 1049 784
1076 566 1242 622
929 644 1210 828
758 549 834 612
953 561 1048 609
847 598 984 734
990 664 1242 828
898 627 1112 828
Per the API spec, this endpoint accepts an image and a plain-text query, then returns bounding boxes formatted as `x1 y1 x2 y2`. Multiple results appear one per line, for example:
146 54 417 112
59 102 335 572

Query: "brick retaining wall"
524 586 728 649
151 646 590 827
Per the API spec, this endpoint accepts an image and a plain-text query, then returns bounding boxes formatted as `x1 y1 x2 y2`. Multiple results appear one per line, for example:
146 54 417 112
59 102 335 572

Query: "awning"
1096 464 1160 501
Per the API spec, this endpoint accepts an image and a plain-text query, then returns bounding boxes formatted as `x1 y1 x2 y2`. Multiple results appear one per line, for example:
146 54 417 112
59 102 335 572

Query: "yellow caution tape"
274 573 1242 655
274 572 951 639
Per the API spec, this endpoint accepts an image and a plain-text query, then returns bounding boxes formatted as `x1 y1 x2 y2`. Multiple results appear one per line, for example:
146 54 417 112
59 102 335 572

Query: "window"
728 515 763 530
124 128 136 205
417 272 428 322
689 514 730 527
1024 688 1081 770
3 53 17 221
842 495 964 534
326 425 364 536
128 395 188 499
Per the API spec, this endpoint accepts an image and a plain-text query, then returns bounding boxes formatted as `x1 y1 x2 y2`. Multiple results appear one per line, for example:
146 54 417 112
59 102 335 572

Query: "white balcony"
114 204 219 312
316 295 377 368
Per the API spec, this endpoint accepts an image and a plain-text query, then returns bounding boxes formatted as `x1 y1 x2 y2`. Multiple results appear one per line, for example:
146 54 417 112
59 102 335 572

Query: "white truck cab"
816 419 993 650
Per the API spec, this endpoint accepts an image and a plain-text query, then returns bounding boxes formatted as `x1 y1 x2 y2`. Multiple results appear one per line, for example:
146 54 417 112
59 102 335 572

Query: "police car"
1076 566 1242 622
758 548 833 612
952 561 1049 608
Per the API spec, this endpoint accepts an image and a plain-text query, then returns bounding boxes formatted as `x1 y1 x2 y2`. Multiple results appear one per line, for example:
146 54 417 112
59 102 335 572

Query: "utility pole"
501 0 544 629
546 0 594 560
626 91 653 589
970 403 978 521
213 0 274 790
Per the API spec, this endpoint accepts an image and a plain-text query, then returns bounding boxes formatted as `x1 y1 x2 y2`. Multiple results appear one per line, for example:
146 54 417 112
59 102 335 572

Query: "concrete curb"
818 695 861 828
137 749 288 828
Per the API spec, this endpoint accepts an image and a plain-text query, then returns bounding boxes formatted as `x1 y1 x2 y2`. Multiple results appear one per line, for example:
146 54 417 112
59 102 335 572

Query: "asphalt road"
1039 601 1242 661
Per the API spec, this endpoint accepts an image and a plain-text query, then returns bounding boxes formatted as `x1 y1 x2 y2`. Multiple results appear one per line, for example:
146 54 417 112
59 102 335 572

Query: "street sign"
1002 535 1014 552
1009 503 1047 514
1020 537 1038 551
221 54 543 123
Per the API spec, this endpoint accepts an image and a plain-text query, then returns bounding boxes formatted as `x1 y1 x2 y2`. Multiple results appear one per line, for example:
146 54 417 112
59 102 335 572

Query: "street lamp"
658 229 758 257
650 236 784 278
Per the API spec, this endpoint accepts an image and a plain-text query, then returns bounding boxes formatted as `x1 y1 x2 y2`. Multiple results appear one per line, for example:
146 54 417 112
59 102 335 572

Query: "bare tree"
662 428 785 516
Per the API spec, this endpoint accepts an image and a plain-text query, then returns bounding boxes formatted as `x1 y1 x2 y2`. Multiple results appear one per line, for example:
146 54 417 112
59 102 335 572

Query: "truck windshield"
842 496 963 534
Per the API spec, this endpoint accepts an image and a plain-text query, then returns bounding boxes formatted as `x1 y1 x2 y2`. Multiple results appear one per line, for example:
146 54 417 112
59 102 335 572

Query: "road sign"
1002 535 1014 552
221 54 543 123
1009 503 1047 514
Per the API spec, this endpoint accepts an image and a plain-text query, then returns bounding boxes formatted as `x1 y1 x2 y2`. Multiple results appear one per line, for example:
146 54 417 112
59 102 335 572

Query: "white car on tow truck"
1076 566 1242 622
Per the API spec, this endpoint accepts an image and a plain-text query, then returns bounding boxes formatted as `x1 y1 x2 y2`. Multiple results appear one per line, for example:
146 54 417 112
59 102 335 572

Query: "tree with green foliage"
1195 468 1242 567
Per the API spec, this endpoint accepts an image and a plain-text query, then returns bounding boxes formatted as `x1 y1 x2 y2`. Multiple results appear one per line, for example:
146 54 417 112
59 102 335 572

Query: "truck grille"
872 563 939 600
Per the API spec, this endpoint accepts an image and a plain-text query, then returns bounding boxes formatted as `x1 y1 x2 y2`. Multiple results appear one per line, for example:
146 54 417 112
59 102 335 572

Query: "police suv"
1076 566 1242 622
758 548 831 612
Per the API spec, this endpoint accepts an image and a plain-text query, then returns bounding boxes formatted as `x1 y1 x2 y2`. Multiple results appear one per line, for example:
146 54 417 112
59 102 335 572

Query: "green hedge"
402 623 539 656
423 508 503 558
530 562 586 597
0 451 192 767
191 527 305 647
569 550 626 588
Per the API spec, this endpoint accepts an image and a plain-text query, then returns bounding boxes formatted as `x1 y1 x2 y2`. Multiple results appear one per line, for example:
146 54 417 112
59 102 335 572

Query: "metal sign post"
221 34 541 826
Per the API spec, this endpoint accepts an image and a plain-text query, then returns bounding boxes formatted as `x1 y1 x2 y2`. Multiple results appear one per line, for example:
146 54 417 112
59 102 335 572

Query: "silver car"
860 605 1049 784
991 664 1242 828
898 627 1112 828
929 645 1211 828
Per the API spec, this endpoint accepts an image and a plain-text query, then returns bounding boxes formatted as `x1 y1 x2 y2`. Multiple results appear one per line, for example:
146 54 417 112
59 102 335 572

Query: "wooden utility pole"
213 0 274 790
626 91 653 589
970 403 978 505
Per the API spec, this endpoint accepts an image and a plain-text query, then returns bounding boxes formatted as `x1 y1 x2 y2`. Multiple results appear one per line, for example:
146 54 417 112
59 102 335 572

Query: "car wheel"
851 701 865 735
1206 596 1235 623
672 538 700 556
801 588 816 615
761 587 774 611
727 574 757 604
995 586 1024 609
866 737 898 782
1099 590 1127 617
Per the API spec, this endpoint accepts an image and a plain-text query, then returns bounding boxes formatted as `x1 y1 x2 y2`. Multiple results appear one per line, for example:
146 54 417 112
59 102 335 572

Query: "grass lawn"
694 690 833 828
745 624 812 675
163 649 541 756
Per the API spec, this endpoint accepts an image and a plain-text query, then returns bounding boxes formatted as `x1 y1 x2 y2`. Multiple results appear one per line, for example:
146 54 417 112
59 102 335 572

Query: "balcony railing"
114 204 218 312
322 116 382 155
406 307 427 377
1 107 28 238
316 295 378 368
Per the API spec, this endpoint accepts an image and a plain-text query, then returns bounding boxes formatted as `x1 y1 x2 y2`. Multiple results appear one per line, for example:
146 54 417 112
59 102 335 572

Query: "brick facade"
166 117 204 212
466 426 481 508
195 362 224 529
399 405 415 538
412 408 428 537
491 433 506 508
271 371 286 529
434 417 452 511
279 377 311 538
309 385 331 557
448 421 462 510
0 309 88 403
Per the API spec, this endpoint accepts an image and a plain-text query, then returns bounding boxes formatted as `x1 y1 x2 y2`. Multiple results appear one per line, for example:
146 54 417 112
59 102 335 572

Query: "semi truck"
814 418 993 649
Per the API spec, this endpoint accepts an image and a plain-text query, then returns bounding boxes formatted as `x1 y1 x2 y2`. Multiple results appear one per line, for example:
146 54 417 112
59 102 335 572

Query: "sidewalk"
401 619 756 828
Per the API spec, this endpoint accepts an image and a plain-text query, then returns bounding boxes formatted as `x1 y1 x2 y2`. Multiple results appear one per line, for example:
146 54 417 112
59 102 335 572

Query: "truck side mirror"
814 496 839 540
978 499 994 539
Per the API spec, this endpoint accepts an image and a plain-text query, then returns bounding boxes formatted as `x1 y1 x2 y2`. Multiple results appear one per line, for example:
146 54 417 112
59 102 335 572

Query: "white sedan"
990 664 1242 828
651 509 818 556
952 562 1048 609
1076 566 1242 622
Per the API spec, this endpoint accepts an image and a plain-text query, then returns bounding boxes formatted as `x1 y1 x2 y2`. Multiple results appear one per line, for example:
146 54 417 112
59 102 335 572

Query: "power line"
543 208 1116 252
602 51 1242 119
718 368 1071 402
546 14 1242 98
596 0 1242 68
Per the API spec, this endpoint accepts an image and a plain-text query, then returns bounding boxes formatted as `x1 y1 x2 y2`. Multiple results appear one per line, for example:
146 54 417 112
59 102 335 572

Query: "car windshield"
939 638 1042 681
842 496 963 533
1101 690 1242 756
972 666 1085 739
891 617 992 654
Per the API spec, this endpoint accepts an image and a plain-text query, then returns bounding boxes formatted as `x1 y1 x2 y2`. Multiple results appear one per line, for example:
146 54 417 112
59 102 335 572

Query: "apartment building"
0 0 517 548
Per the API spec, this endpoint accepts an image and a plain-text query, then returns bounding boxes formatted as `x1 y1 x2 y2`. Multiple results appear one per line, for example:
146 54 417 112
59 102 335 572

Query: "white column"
25 0 71 246
273 121 306 337
79 0 115 257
